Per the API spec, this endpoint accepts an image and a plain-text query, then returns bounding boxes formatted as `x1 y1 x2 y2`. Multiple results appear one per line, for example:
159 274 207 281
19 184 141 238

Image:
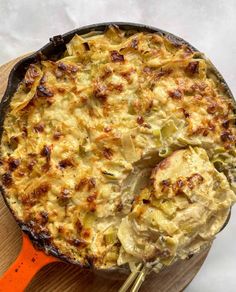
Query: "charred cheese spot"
58 158 74 169
53 131 62 140
76 219 83 233
9 136 19 150
137 116 144 125
168 89 182 100
87 193 97 203
103 147 113 160
57 62 78 74
75 178 89 191
131 38 139 49
185 61 199 75
24 65 40 88
110 50 124 62
88 178 96 190
221 131 235 142
27 158 37 171
187 173 204 190
34 123 44 133
222 120 230 129
69 239 87 248
160 179 171 192
58 188 71 205
32 183 50 198
37 85 54 97
93 82 107 101
8 158 20 171
82 229 91 239
2 172 13 187
39 211 49 225
40 145 51 163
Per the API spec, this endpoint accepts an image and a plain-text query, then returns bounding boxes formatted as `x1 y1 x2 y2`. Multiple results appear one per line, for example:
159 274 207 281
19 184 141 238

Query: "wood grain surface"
0 57 210 292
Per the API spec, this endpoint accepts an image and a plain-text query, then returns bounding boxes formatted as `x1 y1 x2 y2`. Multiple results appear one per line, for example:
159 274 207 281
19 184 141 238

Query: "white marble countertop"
0 0 235 291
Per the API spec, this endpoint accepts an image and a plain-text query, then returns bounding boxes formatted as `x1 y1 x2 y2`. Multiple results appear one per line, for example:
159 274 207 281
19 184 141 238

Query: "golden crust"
1 26 236 269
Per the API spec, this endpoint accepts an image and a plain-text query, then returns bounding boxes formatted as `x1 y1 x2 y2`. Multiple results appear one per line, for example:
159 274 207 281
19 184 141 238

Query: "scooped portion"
118 147 236 269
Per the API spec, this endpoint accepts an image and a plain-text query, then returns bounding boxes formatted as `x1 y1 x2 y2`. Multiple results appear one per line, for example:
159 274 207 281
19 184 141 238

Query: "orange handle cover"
0 234 58 292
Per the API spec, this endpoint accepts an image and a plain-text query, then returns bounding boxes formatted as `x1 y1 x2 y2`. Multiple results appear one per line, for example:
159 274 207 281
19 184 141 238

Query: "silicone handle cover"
0 233 58 292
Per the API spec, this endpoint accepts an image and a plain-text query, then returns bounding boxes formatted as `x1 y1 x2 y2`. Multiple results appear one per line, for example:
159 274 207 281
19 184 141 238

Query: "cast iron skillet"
0 22 234 290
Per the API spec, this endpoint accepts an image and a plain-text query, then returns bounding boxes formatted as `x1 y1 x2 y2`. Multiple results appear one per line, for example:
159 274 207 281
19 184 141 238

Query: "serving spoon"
118 149 161 292
119 263 150 292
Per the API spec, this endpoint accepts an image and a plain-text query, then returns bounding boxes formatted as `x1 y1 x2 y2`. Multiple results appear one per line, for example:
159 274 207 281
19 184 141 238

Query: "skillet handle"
0 233 58 292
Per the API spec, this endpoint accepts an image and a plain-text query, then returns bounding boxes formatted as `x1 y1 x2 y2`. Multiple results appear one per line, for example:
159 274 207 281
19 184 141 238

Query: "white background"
0 0 235 291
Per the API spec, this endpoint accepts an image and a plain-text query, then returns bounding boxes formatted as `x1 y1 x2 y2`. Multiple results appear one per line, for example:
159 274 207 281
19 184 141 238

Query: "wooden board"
0 56 210 292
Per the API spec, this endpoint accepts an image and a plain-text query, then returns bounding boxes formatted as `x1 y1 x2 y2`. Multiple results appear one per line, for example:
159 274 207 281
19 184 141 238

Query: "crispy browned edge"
0 22 234 271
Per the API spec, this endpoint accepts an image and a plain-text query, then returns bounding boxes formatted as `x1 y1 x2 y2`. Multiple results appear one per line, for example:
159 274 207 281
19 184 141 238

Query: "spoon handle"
130 266 149 292
118 263 143 292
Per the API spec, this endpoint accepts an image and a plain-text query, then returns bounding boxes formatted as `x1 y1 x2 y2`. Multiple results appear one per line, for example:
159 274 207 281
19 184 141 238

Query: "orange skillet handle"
0 234 58 292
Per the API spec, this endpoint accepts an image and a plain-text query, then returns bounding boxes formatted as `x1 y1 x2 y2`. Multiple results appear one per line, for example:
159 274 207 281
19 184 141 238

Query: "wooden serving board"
0 56 210 292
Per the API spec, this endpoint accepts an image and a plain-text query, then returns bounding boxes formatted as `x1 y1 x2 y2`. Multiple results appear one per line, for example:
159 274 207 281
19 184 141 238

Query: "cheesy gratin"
0 25 236 271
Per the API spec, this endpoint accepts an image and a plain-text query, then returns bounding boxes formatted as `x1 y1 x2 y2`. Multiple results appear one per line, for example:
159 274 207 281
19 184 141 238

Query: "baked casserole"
0 25 235 273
